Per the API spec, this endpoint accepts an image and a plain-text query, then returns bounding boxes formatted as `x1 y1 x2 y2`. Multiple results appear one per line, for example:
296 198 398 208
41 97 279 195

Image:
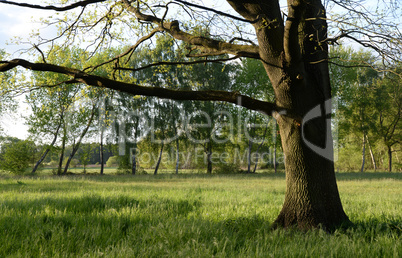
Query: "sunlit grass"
0 173 400 257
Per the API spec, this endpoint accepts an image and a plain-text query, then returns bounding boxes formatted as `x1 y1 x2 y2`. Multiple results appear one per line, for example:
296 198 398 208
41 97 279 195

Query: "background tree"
79 143 93 173
371 72 401 172
0 49 18 135
330 47 401 172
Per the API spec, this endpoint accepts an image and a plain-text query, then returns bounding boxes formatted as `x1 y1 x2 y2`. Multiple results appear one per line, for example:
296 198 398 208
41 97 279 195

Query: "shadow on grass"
335 172 402 181
337 218 402 240
3 170 400 183
1 191 400 257
0 194 202 217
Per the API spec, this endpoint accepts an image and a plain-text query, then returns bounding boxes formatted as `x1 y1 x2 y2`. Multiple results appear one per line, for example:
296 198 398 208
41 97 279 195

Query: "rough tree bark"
227 0 349 229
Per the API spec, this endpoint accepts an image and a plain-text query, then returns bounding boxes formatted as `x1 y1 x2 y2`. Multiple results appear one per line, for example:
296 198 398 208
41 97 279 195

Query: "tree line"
1 42 400 174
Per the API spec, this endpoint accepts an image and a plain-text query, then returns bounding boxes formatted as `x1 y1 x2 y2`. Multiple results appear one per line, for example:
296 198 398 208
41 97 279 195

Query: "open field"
0 172 400 257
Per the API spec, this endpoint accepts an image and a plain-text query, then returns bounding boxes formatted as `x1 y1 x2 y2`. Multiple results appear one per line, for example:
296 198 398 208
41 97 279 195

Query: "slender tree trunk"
63 107 96 174
58 124 67 175
32 122 62 174
273 120 277 174
252 152 258 173
154 141 164 175
206 141 212 174
247 139 252 173
175 139 180 174
100 128 104 175
132 118 140 175
366 136 377 171
360 134 366 173
132 143 137 175
387 146 392 172
63 144 78 175
253 125 268 173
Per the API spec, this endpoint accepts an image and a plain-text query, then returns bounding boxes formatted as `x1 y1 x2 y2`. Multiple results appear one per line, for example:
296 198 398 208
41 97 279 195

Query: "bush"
0 140 36 173
48 160 59 168
106 156 118 167
214 162 242 174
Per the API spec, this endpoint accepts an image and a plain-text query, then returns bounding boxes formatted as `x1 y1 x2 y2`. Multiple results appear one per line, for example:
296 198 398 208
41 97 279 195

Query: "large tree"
0 0 400 229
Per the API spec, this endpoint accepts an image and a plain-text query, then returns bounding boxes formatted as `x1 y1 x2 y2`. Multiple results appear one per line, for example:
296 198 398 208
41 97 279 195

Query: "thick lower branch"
0 58 285 116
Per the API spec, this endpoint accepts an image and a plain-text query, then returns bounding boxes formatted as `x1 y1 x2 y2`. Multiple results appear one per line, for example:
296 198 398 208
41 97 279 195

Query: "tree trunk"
387 146 392 172
100 128 104 175
58 124 67 175
175 139 180 174
32 121 62 174
132 143 137 175
273 111 349 230
366 137 377 171
206 141 212 174
227 0 350 229
247 139 252 173
360 134 366 173
252 152 258 173
154 141 164 175
273 120 277 174
63 107 96 174
132 117 140 175
252 125 268 173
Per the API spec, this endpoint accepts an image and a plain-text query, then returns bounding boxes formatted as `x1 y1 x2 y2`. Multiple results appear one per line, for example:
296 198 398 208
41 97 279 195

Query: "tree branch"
0 0 106 11
173 0 260 24
283 0 305 66
116 55 241 72
84 27 163 72
121 0 260 59
0 59 295 119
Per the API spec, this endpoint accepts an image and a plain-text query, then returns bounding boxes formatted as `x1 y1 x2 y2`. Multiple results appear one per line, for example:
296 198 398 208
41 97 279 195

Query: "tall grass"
0 173 400 257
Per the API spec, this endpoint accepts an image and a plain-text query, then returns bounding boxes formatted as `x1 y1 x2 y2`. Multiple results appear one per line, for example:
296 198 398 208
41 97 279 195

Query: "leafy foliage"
0 138 37 173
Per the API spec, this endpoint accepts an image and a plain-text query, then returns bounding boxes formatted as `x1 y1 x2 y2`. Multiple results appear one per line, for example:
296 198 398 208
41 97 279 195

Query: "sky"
0 1 54 139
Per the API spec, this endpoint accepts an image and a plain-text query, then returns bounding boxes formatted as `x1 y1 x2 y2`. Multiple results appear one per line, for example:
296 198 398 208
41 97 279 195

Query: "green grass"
0 172 400 257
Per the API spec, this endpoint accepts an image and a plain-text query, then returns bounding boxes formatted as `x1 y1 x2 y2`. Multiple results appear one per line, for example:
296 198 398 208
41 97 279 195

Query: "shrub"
0 140 36 173
214 162 242 174
106 156 118 167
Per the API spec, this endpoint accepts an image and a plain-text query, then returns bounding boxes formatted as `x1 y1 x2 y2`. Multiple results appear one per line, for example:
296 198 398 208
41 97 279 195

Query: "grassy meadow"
0 171 400 257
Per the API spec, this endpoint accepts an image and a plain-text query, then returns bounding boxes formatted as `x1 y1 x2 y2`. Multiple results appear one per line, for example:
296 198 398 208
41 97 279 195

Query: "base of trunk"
273 202 351 231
